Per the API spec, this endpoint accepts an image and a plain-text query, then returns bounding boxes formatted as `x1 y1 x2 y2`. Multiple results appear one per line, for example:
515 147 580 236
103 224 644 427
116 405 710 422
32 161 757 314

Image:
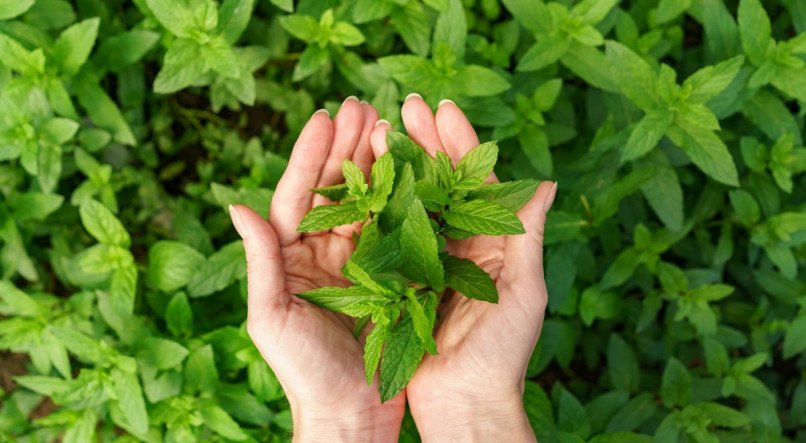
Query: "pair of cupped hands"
228 94 557 442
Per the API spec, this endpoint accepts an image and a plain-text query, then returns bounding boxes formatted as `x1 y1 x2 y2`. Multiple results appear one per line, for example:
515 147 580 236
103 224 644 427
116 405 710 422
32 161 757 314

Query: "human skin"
229 94 556 442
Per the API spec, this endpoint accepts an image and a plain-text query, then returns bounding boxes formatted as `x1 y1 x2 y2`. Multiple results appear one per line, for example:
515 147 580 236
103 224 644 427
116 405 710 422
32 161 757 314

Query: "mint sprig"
296 131 538 401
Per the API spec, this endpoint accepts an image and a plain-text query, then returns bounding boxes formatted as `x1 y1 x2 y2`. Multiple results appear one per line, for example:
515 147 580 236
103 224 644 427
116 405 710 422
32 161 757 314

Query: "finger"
435 99 498 183
270 109 333 245
230 205 288 331
312 97 365 207
401 93 444 157
370 119 391 158
352 102 379 176
502 181 557 289
333 102 379 238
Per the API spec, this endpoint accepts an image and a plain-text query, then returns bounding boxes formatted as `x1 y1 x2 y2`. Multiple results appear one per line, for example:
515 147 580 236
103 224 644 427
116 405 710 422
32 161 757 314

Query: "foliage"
0 0 804 441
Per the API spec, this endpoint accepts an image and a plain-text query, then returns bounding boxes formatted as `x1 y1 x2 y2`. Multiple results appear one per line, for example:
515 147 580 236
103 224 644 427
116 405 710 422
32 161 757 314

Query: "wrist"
290 400 403 442
410 389 534 442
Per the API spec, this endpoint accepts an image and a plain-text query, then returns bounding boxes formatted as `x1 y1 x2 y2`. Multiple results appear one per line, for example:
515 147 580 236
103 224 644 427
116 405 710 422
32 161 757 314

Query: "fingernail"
543 182 558 213
405 92 422 102
343 95 359 105
438 99 455 107
375 119 390 128
359 100 369 105
313 109 329 117
229 205 249 238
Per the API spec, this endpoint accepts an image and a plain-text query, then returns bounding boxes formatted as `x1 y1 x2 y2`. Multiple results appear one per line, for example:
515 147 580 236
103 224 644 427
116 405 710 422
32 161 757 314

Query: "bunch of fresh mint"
296 131 539 401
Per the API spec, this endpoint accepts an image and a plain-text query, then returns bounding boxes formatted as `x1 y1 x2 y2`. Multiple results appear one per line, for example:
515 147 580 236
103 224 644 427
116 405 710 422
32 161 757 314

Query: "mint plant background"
0 0 804 441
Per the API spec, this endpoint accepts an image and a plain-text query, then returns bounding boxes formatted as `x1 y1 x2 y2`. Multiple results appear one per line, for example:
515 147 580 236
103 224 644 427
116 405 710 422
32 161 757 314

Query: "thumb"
503 181 557 288
229 204 288 324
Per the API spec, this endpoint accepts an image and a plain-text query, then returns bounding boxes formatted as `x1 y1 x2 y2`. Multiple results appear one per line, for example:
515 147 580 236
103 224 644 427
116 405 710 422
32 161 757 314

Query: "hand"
229 98 405 442
370 95 557 442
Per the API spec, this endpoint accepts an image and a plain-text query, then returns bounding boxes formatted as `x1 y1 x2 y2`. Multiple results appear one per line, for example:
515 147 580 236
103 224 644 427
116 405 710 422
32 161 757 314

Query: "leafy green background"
0 0 805 441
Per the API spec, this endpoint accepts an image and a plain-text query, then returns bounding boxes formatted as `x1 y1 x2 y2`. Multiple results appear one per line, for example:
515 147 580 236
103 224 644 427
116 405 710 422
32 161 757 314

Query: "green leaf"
369 152 395 212
95 30 160 72
296 285 388 317
312 183 349 201
698 402 750 427
145 0 194 38
79 199 130 247
187 241 246 297
405 291 437 354
579 286 621 326
399 199 444 291
0 280 43 317
147 241 206 292
454 141 498 190
738 0 773 64
783 316 806 358
343 159 367 196
137 337 189 370
443 255 498 303
380 162 416 231
379 314 425 402
51 18 100 76
444 199 525 235
684 56 745 103
330 22 365 46
661 358 692 407
10 192 63 221
467 179 539 212
0 0 34 19
153 39 207 93
605 41 658 111
13 375 67 396
517 35 570 72
40 117 79 145
165 292 193 337
270 0 293 12
459 65 510 96
433 0 467 59
297 202 367 232
279 14 320 42
218 0 256 44
669 122 739 186
621 110 673 162
364 316 390 384
502 0 552 34
341 259 394 295
607 334 640 392
201 403 249 440
557 388 590 437
641 166 684 231
73 73 136 145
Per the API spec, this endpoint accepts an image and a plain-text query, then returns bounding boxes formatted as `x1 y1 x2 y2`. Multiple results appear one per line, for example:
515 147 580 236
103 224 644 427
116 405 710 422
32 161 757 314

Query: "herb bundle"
296 131 539 401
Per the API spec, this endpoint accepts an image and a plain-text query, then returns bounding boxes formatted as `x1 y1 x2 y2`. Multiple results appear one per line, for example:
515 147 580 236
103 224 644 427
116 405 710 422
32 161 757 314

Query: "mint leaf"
369 152 395 212
621 110 674 163
296 285 388 317
467 179 539 212
444 200 525 235
297 202 367 232
414 181 450 211
683 55 745 103
51 18 100 76
342 259 395 296
738 0 772 64
669 122 739 186
399 199 444 291
386 131 437 183
364 315 390 384
187 241 246 297
0 0 34 20
454 141 498 191
661 358 692 407
443 255 498 303
380 163 416 231
343 159 367 196
379 314 425 402
147 241 206 293
145 0 194 38
405 290 437 354
79 199 130 247
312 183 349 201
605 41 658 112
435 151 454 190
